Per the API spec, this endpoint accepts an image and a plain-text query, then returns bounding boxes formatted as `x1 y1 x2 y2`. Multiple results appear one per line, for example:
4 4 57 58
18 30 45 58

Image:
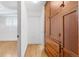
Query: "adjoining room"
0 1 18 57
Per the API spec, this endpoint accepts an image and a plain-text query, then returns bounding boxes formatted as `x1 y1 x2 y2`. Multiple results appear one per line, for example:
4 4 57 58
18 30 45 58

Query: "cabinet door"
63 10 78 57
50 1 64 57
51 14 61 41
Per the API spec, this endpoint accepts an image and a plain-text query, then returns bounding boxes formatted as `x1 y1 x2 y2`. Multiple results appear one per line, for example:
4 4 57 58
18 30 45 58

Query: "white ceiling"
25 1 45 17
0 1 45 16
0 1 17 16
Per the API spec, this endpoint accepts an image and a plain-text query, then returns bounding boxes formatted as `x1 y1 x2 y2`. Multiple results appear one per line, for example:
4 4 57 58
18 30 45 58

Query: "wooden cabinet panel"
64 1 78 9
63 48 78 57
63 10 78 56
46 44 59 57
51 13 62 42
45 36 60 57
46 38 60 53
50 1 63 17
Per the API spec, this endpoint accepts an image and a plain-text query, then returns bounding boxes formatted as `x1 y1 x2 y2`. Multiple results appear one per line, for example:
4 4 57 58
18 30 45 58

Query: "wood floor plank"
25 44 48 57
0 41 17 57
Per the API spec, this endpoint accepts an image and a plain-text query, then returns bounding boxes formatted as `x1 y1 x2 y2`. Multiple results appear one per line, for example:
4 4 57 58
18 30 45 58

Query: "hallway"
21 1 79 57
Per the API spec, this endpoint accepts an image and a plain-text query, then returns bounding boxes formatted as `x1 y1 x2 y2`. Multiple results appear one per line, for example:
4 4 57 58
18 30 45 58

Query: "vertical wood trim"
78 2 79 56
49 2 51 36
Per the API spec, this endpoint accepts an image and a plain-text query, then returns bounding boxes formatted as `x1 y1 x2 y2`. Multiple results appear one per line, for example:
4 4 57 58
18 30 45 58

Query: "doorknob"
59 33 61 37
17 35 19 38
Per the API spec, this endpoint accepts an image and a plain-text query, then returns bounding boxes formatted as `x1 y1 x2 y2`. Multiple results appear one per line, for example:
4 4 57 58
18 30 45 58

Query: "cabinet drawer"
45 47 52 57
45 36 60 56
46 37 60 53
45 43 59 57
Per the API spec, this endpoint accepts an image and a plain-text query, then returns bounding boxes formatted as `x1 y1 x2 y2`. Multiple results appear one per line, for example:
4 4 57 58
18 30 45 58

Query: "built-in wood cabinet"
44 1 78 57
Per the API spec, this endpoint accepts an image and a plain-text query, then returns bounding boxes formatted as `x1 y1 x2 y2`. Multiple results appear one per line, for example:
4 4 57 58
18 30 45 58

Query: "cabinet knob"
61 45 64 49
59 33 61 37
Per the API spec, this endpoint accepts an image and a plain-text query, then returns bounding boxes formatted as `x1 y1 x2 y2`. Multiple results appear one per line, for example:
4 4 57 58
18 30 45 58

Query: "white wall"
40 7 44 45
0 15 17 41
28 7 44 44
21 1 28 56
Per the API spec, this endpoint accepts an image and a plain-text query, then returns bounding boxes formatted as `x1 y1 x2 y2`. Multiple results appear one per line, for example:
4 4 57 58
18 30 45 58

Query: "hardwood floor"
25 44 48 57
0 41 17 57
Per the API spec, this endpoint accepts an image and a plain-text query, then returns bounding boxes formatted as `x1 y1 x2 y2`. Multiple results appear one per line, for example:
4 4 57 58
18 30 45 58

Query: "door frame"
17 1 21 57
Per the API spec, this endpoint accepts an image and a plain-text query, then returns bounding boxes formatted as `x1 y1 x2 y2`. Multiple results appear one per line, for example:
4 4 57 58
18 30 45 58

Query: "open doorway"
20 1 47 57
0 1 18 57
